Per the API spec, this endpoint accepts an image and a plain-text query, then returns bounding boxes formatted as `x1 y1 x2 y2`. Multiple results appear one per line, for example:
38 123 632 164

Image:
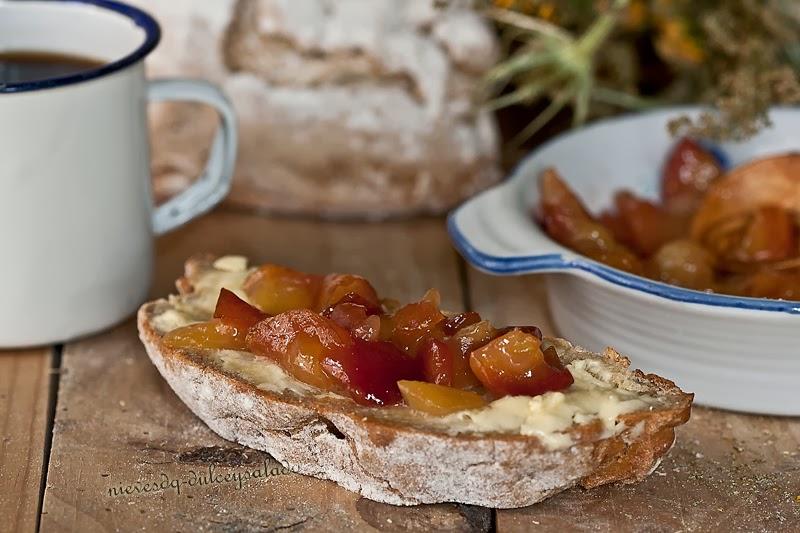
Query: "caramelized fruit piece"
539 169 644 274
322 292 383 317
725 269 800 300
163 320 247 351
246 309 352 390
327 302 370 330
441 312 481 335
734 207 797 264
469 330 574 397
324 339 423 406
598 210 634 248
447 320 500 388
418 338 455 386
321 290 384 339
691 154 800 243
539 167 594 221
662 138 722 213
214 288 268 330
493 325 543 341
398 380 486 415
243 264 322 315
317 274 380 311
647 240 716 291
609 191 689 257
386 297 446 354
351 314 381 342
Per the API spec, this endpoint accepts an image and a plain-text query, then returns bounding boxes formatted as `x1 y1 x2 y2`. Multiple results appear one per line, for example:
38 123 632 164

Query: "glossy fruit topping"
469 330 574 397
246 309 353 390
243 264 322 315
324 339 423 406
539 169 644 274
647 240 716 291
418 338 454 386
214 288 268 330
605 191 688 257
166 263 572 409
661 138 722 213
164 288 267 351
398 380 486 415
441 312 482 335
163 320 248 351
733 207 797 264
385 297 446 354
317 274 380 312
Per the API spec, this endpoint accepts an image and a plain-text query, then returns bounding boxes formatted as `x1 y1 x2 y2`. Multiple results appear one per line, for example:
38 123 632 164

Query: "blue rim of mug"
0 0 161 94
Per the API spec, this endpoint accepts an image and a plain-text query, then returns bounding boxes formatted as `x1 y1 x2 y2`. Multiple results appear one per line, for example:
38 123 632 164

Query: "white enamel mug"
0 0 237 347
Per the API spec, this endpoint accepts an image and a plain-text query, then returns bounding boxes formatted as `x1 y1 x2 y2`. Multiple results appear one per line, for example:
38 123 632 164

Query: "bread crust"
136 257 693 507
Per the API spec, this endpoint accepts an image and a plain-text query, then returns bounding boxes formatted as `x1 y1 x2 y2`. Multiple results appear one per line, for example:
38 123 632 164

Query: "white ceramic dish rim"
448 105 800 316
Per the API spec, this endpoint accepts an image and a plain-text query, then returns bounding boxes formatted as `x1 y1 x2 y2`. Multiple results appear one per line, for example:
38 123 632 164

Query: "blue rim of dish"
447 215 800 315
447 106 800 315
0 0 160 94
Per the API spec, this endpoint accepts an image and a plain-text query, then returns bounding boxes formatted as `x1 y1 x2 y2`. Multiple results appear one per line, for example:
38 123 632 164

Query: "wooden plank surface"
468 270 800 532
0 348 53 533
40 211 491 532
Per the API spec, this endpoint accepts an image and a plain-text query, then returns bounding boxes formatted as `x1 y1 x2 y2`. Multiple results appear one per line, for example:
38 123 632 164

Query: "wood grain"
40 212 490 532
0 348 53 533
467 269 800 532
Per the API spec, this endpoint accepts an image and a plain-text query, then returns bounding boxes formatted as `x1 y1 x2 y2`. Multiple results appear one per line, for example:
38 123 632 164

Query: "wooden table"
2 209 799 532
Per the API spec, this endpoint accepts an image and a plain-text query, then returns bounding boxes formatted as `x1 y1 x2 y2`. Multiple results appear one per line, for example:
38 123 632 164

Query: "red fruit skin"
612 191 689 257
735 206 797 263
213 288 268 331
661 138 722 212
324 339 423 406
419 338 455 386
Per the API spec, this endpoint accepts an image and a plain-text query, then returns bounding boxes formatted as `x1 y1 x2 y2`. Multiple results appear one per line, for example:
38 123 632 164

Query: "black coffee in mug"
0 51 103 84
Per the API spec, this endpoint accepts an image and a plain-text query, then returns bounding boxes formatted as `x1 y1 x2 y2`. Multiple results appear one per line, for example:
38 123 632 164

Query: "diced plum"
398 380 486 415
441 312 481 335
469 329 574 397
246 309 352 390
317 274 380 312
418 338 455 386
662 138 722 213
385 298 446 354
327 302 369 331
351 314 381 342
243 264 322 315
324 339 423 406
213 288 268 330
492 325 543 341
163 320 247 351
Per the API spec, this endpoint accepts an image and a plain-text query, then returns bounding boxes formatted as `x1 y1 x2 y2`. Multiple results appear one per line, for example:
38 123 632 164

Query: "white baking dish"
449 107 800 415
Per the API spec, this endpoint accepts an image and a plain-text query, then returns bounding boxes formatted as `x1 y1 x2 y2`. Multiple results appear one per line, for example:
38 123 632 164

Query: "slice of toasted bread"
136 255 693 508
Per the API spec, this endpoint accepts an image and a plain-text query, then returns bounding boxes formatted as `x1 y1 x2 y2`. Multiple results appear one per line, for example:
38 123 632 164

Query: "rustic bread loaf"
135 0 502 217
136 255 693 507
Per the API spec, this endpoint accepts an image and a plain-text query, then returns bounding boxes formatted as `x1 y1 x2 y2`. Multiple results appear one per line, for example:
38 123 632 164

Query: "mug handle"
147 79 238 235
